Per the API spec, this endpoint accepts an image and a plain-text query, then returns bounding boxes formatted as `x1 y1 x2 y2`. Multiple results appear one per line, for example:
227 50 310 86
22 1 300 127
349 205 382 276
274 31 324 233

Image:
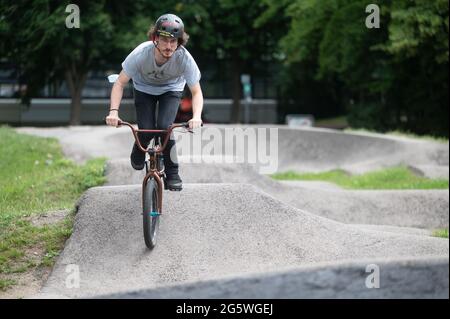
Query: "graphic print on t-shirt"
147 70 165 79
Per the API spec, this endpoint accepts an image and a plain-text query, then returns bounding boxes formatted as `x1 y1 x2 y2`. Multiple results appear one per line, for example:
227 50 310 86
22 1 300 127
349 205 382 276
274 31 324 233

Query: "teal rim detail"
150 211 160 217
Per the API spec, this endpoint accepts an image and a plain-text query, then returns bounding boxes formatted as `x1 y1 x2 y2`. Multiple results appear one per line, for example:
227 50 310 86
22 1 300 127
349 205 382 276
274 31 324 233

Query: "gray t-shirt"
122 41 201 95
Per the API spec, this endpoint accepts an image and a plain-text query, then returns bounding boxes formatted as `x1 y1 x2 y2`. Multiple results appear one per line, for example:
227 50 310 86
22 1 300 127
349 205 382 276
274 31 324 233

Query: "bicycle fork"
142 154 164 215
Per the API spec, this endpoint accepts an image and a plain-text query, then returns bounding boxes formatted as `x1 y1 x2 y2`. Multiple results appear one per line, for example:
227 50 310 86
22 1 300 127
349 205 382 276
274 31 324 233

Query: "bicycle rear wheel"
143 178 160 249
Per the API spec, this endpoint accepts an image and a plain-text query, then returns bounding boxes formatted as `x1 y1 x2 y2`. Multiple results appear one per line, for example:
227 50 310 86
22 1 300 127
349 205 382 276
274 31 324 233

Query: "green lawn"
0 126 106 291
271 166 449 190
432 229 449 239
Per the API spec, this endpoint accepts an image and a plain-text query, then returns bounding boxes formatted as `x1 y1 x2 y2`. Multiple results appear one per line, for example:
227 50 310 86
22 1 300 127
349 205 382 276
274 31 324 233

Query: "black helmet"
155 14 184 39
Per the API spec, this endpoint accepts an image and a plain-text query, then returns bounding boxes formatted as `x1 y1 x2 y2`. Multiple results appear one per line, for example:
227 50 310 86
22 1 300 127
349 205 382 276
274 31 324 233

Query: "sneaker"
130 143 145 170
165 173 182 191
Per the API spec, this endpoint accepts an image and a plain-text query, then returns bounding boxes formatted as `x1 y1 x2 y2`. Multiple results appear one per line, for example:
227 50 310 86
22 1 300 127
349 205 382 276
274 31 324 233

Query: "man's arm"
110 70 130 111
188 82 203 129
106 70 130 127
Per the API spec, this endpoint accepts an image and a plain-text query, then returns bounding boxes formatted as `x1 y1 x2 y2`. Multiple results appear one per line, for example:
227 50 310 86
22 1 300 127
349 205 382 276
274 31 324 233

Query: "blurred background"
0 0 448 137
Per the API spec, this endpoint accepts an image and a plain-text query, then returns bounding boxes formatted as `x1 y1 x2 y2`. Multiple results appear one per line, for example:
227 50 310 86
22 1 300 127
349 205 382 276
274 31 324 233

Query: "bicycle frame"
118 120 190 215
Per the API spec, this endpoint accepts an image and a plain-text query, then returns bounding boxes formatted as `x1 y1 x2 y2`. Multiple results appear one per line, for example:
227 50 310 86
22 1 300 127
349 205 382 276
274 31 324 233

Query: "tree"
1 1 283 125
186 0 281 123
380 0 449 135
1 2 107 124
259 0 449 136
0 1 153 125
257 0 348 120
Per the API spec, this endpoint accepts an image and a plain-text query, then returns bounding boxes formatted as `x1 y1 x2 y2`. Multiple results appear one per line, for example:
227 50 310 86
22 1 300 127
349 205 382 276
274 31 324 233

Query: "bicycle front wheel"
143 178 160 249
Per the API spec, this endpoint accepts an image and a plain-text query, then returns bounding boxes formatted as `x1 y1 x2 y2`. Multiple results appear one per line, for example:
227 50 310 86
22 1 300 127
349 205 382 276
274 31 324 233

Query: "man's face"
156 36 178 58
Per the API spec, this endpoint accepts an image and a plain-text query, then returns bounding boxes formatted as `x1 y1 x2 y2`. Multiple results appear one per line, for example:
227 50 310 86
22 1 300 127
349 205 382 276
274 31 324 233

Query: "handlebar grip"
182 123 204 130
182 122 204 127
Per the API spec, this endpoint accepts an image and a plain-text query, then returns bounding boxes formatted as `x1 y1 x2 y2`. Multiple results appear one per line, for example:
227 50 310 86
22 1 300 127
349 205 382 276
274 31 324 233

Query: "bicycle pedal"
164 186 181 191
164 184 182 191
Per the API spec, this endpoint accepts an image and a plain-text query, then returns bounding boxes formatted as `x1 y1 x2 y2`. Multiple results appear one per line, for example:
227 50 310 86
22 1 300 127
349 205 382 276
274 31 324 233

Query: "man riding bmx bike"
105 13 203 191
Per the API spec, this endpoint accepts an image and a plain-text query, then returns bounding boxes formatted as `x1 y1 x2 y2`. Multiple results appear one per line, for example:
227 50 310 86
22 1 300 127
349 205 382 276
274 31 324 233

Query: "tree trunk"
65 67 87 125
230 51 242 123
70 88 83 125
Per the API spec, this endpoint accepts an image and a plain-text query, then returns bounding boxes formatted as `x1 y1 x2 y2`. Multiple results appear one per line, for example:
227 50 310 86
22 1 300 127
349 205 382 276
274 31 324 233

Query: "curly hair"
147 25 190 47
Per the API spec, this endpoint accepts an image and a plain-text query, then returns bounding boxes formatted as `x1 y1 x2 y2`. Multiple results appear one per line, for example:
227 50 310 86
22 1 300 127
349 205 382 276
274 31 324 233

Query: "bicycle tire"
143 178 160 249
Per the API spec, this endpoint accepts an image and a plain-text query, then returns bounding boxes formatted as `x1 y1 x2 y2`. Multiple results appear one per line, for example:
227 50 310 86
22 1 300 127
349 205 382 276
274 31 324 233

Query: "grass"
0 126 106 292
432 229 449 238
271 166 449 190
0 279 17 291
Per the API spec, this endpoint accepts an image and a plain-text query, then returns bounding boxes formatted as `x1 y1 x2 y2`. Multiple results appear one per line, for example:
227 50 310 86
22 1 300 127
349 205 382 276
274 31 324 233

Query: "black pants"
134 88 182 175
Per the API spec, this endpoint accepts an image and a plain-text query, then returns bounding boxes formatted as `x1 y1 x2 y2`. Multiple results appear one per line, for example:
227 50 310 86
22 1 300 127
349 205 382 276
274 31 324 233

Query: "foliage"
260 0 448 136
271 166 449 190
0 1 448 133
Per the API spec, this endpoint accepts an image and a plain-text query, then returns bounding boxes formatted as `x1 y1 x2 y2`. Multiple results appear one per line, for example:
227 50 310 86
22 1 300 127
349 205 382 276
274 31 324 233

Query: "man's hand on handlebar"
105 110 121 127
188 117 203 129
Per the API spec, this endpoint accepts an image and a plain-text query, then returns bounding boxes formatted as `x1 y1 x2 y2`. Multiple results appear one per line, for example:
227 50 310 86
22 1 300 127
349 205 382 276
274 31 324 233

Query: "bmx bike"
118 120 192 249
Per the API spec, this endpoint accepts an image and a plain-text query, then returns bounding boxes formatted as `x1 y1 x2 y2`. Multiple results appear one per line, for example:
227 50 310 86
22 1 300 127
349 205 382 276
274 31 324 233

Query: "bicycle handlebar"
117 120 199 153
